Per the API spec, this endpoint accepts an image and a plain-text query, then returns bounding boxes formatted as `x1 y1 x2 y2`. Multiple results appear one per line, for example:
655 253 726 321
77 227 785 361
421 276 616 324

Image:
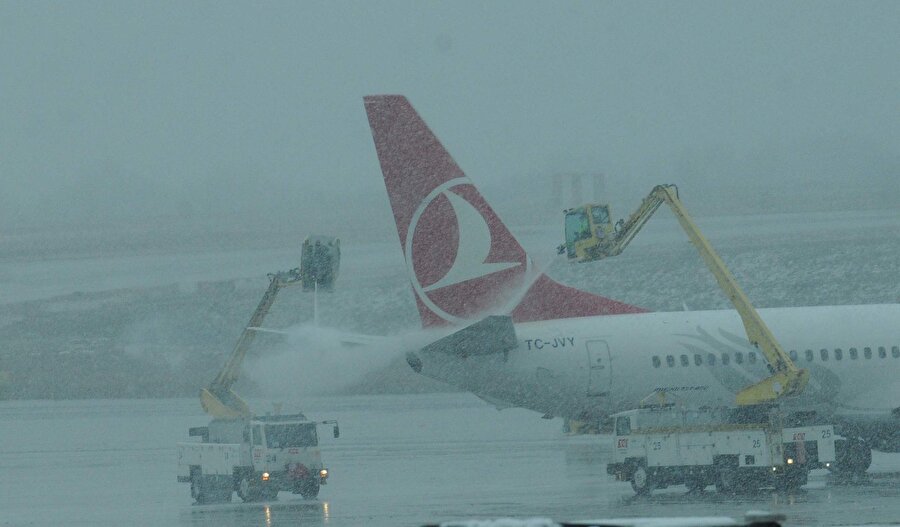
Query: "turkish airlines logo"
406 178 530 325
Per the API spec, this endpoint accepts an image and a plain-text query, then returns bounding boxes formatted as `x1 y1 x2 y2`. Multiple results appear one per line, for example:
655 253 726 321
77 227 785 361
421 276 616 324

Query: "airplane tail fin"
364 95 645 328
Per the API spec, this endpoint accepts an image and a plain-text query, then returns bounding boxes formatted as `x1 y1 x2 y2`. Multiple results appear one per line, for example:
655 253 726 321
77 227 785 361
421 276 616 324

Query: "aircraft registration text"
524 337 576 350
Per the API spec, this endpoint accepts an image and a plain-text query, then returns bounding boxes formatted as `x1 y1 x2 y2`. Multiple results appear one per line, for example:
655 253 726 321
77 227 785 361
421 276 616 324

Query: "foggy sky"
1 1 898 240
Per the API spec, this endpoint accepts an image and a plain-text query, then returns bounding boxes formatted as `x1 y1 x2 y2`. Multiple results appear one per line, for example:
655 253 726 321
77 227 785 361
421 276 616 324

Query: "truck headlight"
319 469 328 478
786 458 794 465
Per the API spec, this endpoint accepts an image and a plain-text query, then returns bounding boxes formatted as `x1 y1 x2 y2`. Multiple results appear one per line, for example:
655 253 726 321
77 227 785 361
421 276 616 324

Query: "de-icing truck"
177 413 339 503
607 405 836 495
180 237 342 504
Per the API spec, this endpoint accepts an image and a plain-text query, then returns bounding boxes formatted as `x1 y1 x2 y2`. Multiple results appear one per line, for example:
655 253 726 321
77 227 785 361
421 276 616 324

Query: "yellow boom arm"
565 185 808 405
200 269 301 418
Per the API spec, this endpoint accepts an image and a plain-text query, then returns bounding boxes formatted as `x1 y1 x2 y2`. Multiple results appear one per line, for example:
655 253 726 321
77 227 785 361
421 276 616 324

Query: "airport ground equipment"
187 236 341 503
300 235 340 292
559 184 808 406
200 235 341 419
607 405 835 495
177 413 340 503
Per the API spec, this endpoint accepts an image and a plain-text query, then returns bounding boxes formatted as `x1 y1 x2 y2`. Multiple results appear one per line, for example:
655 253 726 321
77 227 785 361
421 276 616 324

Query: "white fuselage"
415 304 900 448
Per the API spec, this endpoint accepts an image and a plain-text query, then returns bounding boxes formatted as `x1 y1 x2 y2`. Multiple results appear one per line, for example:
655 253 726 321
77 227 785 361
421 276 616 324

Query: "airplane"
362 94 899 475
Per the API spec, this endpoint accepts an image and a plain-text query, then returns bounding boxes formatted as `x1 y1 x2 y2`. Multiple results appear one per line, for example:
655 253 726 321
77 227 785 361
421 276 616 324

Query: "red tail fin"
364 95 645 328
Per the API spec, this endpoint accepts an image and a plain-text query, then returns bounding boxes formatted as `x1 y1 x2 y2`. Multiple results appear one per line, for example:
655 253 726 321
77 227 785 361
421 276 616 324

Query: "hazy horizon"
2 1 898 241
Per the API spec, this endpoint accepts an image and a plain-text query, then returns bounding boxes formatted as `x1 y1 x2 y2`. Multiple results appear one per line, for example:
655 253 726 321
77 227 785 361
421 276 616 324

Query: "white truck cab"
177 413 339 503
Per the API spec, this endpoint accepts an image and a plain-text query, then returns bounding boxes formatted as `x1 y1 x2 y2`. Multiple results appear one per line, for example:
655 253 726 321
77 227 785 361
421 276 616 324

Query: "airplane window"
820 348 829 361
680 355 689 367
721 353 730 365
789 350 798 361
805 349 814 362
652 356 661 368
735 352 743 364
666 355 675 367
748 352 757 364
878 346 886 358
864 347 872 359
694 354 702 366
835 348 843 360
893 346 899 358
850 347 858 360
707 353 716 366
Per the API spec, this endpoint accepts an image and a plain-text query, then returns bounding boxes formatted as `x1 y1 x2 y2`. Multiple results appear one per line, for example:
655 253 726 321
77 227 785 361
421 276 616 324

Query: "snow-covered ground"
4 209 899 398
3 209 898 308
0 394 898 527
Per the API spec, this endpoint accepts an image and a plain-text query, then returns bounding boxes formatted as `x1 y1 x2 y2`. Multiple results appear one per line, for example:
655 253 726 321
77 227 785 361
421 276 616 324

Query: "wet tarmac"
1 394 898 526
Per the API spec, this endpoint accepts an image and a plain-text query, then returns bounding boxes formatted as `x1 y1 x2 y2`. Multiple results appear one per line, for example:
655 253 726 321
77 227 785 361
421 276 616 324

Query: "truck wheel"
237 476 261 502
296 478 320 499
715 467 738 495
192 475 231 504
832 437 872 481
630 466 652 495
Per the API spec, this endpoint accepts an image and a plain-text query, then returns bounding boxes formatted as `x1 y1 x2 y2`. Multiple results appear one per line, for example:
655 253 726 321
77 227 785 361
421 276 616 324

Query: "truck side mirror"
333 424 340 439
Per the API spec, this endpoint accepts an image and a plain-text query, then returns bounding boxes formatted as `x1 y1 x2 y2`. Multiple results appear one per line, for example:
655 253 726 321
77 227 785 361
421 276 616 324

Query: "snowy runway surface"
2 394 898 527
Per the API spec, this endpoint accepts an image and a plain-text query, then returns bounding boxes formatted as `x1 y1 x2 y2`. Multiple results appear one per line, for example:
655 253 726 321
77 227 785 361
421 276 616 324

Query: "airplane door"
586 339 612 396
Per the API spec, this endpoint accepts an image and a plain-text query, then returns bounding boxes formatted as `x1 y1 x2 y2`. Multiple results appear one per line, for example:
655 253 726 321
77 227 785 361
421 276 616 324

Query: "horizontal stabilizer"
421 315 517 358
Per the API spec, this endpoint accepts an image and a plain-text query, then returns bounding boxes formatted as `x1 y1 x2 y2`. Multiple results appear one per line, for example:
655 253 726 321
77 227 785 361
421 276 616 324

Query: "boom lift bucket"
300 236 340 292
